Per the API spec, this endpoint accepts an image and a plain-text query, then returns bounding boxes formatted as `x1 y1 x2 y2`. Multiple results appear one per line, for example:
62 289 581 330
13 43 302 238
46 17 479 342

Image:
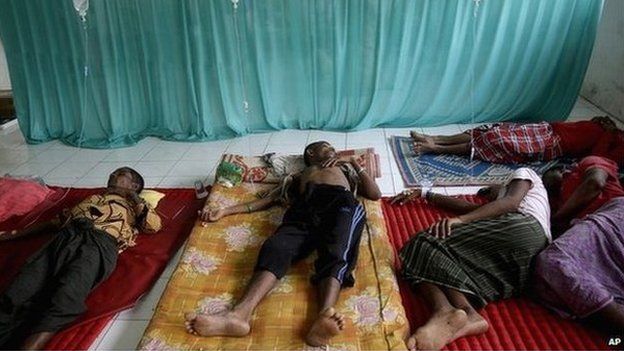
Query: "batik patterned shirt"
62 193 162 252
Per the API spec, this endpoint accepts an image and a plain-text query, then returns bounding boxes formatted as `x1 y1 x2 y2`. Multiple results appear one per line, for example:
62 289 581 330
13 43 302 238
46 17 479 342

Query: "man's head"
542 165 565 198
303 141 337 166
107 167 144 194
591 116 618 131
477 184 504 201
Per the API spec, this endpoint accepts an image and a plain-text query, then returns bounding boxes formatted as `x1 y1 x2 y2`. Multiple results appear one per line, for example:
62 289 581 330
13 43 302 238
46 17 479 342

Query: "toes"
184 312 197 322
321 307 335 318
406 335 417 351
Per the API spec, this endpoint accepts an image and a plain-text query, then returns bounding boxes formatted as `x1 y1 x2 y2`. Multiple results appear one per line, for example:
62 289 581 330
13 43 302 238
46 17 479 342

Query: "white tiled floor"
0 97 612 350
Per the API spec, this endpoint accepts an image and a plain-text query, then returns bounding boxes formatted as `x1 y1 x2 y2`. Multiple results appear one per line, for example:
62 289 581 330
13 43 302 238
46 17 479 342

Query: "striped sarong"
399 213 547 308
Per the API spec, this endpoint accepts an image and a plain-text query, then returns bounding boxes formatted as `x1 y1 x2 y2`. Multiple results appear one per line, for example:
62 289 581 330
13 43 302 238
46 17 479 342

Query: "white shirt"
500 168 552 242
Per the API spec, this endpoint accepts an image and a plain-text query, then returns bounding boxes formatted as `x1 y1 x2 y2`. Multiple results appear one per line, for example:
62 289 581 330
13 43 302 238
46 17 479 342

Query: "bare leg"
406 282 468 351
184 270 278 337
443 288 489 340
306 277 346 347
411 131 472 145
584 301 624 334
21 332 54 350
414 141 472 156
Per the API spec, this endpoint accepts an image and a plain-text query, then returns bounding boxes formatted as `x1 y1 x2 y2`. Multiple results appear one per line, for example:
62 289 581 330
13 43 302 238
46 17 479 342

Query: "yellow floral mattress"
139 183 408 350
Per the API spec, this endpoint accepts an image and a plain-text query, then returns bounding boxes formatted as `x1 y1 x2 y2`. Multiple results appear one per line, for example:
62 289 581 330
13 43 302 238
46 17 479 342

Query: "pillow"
266 148 382 178
0 177 55 223
218 148 382 184
139 190 166 209
220 154 281 183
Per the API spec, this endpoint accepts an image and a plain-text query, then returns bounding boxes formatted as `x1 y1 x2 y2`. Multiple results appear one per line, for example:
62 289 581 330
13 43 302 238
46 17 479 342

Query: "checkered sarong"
470 122 562 164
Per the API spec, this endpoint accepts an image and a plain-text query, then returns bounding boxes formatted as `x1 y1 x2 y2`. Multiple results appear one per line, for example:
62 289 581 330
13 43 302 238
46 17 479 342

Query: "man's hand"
427 217 463 238
321 157 341 168
0 230 19 242
348 156 361 169
134 201 146 216
390 189 422 205
199 207 227 222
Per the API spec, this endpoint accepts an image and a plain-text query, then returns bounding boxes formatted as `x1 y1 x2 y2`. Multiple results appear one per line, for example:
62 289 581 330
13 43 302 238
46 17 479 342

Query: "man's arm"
427 192 483 214
427 179 530 238
136 204 162 233
350 158 381 200
457 179 530 223
200 195 278 222
390 188 482 212
0 219 61 242
553 168 608 223
356 169 381 201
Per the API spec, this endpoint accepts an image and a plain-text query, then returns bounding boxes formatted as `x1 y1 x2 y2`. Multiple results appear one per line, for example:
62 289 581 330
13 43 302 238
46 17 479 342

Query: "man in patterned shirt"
0 167 161 350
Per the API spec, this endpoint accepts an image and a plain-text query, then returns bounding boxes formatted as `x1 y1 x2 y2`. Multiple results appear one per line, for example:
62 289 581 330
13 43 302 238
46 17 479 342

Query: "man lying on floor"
410 116 624 166
185 141 381 347
0 167 162 350
391 167 551 351
534 156 624 335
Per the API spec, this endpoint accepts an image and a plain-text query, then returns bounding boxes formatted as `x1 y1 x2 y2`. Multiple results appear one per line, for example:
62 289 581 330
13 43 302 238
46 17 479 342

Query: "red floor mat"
381 196 608 350
0 187 205 350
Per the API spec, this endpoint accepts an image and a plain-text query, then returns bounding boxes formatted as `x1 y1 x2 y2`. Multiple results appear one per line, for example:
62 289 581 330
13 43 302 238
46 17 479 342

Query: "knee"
259 236 290 257
534 249 564 280
256 237 295 277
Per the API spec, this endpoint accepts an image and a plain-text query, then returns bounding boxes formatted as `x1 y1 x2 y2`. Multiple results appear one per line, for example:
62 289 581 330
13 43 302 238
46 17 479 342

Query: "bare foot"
413 138 438 155
453 310 489 340
184 310 250 337
406 309 468 351
305 307 345 347
410 131 434 144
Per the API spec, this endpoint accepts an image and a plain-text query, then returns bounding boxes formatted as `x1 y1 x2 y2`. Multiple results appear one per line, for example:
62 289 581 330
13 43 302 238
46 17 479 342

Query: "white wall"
0 38 10 90
581 0 624 120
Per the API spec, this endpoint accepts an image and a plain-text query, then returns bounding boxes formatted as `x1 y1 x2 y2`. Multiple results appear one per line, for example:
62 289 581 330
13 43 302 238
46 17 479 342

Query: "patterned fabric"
471 122 562 164
139 184 408 350
221 148 382 184
534 197 624 319
63 193 161 252
390 136 559 187
399 213 548 308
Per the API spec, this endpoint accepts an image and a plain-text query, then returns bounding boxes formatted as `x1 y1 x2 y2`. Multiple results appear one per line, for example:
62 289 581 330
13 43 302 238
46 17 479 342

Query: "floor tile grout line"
46 157 102 181
136 139 165 162
91 317 116 350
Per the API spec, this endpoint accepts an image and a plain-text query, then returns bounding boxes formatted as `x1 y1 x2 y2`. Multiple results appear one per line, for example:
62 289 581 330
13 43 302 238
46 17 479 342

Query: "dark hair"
303 141 329 166
543 164 565 177
116 167 145 193
542 164 565 196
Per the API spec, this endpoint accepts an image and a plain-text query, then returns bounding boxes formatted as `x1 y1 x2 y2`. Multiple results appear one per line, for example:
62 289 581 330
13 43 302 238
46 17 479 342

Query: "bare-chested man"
184 141 381 347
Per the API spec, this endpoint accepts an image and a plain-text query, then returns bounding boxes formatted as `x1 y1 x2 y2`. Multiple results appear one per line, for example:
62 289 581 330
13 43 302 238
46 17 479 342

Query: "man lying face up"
187 141 381 347
0 167 162 350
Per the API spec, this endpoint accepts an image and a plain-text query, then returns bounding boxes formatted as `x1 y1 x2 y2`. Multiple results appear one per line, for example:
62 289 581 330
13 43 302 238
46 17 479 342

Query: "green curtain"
0 0 603 148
